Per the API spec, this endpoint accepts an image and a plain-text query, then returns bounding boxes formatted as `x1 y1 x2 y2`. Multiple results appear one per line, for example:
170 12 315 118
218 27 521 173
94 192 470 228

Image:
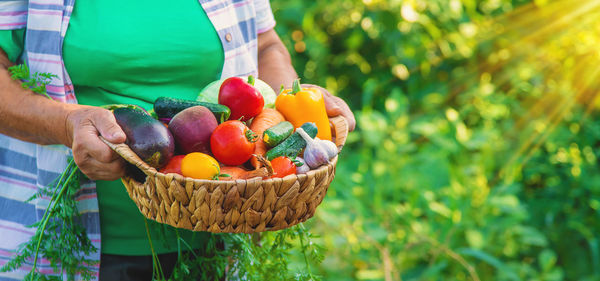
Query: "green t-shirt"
0 29 24 63
61 1 223 255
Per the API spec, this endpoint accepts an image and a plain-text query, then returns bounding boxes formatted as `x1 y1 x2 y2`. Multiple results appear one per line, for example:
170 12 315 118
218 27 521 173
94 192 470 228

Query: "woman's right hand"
65 106 127 181
0 49 125 181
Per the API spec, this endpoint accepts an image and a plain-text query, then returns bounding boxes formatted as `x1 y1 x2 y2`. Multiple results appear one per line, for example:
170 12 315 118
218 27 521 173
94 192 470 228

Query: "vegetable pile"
120 76 340 181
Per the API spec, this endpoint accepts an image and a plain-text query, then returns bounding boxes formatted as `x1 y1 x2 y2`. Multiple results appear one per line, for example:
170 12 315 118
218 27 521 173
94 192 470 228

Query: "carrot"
219 166 248 180
219 161 273 180
249 108 285 169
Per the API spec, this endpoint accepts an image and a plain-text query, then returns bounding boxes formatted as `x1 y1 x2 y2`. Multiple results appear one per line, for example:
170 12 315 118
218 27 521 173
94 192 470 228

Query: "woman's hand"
65 106 127 181
303 84 356 132
0 52 125 181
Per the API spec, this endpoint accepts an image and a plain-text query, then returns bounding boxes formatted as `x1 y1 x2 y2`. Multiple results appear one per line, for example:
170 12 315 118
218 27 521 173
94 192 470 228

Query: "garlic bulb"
296 128 330 169
295 157 310 174
315 137 338 159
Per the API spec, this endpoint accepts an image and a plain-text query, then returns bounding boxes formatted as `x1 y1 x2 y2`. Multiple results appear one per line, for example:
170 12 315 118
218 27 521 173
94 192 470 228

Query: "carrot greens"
166 225 324 281
8 63 57 99
0 158 98 280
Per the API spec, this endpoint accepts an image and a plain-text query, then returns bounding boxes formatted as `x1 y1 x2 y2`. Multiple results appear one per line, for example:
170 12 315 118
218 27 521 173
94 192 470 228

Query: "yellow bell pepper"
275 79 332 140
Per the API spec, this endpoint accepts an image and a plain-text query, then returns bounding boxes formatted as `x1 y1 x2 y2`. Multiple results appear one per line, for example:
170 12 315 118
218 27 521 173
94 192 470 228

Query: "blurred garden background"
269 0 600 280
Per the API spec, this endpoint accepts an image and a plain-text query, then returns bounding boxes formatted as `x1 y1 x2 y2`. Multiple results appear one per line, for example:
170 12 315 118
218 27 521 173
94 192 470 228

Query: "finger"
92 109 126 144
324 95 343 117
334 98 356 131
314 86 343 117
77 124 121 163
78 156 126 181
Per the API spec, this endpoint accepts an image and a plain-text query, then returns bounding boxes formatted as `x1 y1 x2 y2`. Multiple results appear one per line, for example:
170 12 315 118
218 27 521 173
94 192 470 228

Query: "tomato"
218 76 264 121
181 153 220 180
159 155 185 175
270 156 297 178
211 120 257 166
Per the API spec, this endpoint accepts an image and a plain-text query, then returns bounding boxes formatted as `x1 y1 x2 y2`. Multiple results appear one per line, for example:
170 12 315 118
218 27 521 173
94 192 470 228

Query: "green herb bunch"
8 63 57 98
166 224 324 281
0 65 97 280
0 159 98 280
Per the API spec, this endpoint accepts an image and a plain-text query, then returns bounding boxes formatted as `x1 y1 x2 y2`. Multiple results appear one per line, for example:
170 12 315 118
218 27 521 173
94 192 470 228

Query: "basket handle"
330 115 349 151
99 136 158 177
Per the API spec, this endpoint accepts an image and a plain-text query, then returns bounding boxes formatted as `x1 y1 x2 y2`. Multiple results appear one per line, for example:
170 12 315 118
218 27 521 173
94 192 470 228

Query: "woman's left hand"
303 84 356 132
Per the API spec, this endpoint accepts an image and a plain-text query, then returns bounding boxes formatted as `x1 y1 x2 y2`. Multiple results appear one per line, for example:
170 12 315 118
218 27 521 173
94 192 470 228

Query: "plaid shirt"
0 0 275 279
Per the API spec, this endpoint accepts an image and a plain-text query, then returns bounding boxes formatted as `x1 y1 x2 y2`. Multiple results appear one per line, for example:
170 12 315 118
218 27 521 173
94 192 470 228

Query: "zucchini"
263 121 294 148
154 97 231 123
266 122 318 160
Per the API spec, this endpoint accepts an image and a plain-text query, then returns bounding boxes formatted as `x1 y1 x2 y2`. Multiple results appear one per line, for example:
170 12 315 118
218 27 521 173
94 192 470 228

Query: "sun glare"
471 0 600 181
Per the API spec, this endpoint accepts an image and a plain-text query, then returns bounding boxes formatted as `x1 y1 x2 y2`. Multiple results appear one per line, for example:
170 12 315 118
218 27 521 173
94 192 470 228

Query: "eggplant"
113 107 175 169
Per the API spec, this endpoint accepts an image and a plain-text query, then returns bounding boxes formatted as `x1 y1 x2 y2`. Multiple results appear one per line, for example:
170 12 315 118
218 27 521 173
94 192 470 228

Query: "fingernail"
112 132 125 140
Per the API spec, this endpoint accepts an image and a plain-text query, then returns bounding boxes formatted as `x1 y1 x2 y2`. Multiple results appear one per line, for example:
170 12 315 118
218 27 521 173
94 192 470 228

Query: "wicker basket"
102 116 348 233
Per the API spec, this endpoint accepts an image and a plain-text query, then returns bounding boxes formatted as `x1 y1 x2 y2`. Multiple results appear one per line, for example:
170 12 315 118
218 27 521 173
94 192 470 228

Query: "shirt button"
225 33 232 42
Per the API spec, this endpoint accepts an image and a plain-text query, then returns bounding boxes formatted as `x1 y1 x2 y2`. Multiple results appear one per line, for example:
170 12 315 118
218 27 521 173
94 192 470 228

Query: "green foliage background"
270 0 600 280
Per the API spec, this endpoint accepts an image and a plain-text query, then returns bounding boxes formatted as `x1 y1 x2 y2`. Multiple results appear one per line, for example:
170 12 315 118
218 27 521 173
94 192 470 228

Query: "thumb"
94 110 126 144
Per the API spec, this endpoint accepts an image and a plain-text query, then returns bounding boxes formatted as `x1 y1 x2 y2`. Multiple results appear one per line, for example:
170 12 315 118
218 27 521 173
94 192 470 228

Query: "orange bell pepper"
275 79 332 140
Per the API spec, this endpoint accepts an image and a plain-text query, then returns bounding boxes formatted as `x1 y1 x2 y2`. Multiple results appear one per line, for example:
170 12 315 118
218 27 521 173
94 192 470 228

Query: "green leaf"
458 248 520 281
539 249 557 272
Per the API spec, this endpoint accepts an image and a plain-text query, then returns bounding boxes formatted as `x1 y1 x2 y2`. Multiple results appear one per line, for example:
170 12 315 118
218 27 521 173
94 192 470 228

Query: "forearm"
257 30 297 91
0 50 76 146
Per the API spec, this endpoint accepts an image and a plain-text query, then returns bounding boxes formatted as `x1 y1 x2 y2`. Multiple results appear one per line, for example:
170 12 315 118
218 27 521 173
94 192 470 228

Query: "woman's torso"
62 0 224 255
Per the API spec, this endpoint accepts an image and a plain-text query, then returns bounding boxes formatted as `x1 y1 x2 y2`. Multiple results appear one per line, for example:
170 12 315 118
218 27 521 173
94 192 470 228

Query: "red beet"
168 106 218 154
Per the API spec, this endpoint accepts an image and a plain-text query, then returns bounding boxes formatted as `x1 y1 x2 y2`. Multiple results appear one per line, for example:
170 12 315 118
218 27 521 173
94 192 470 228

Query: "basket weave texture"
103 116 348 233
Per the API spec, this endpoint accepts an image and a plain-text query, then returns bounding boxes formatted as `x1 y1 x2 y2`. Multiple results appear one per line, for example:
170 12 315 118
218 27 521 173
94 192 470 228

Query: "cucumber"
154 97 231 123
266 122 318 160
263 121 294 148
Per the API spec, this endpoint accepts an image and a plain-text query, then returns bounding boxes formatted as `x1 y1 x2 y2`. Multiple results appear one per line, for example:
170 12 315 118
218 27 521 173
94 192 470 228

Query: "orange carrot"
219 166 248 180
249 108 285 169
219 164 272 180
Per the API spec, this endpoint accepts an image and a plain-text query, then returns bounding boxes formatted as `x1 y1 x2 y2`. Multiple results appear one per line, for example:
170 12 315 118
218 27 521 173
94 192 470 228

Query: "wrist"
0 67 83 146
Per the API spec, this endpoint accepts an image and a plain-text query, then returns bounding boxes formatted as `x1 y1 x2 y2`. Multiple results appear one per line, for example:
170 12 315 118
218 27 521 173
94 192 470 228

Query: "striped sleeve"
255 0 275 34
0 1 28 30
